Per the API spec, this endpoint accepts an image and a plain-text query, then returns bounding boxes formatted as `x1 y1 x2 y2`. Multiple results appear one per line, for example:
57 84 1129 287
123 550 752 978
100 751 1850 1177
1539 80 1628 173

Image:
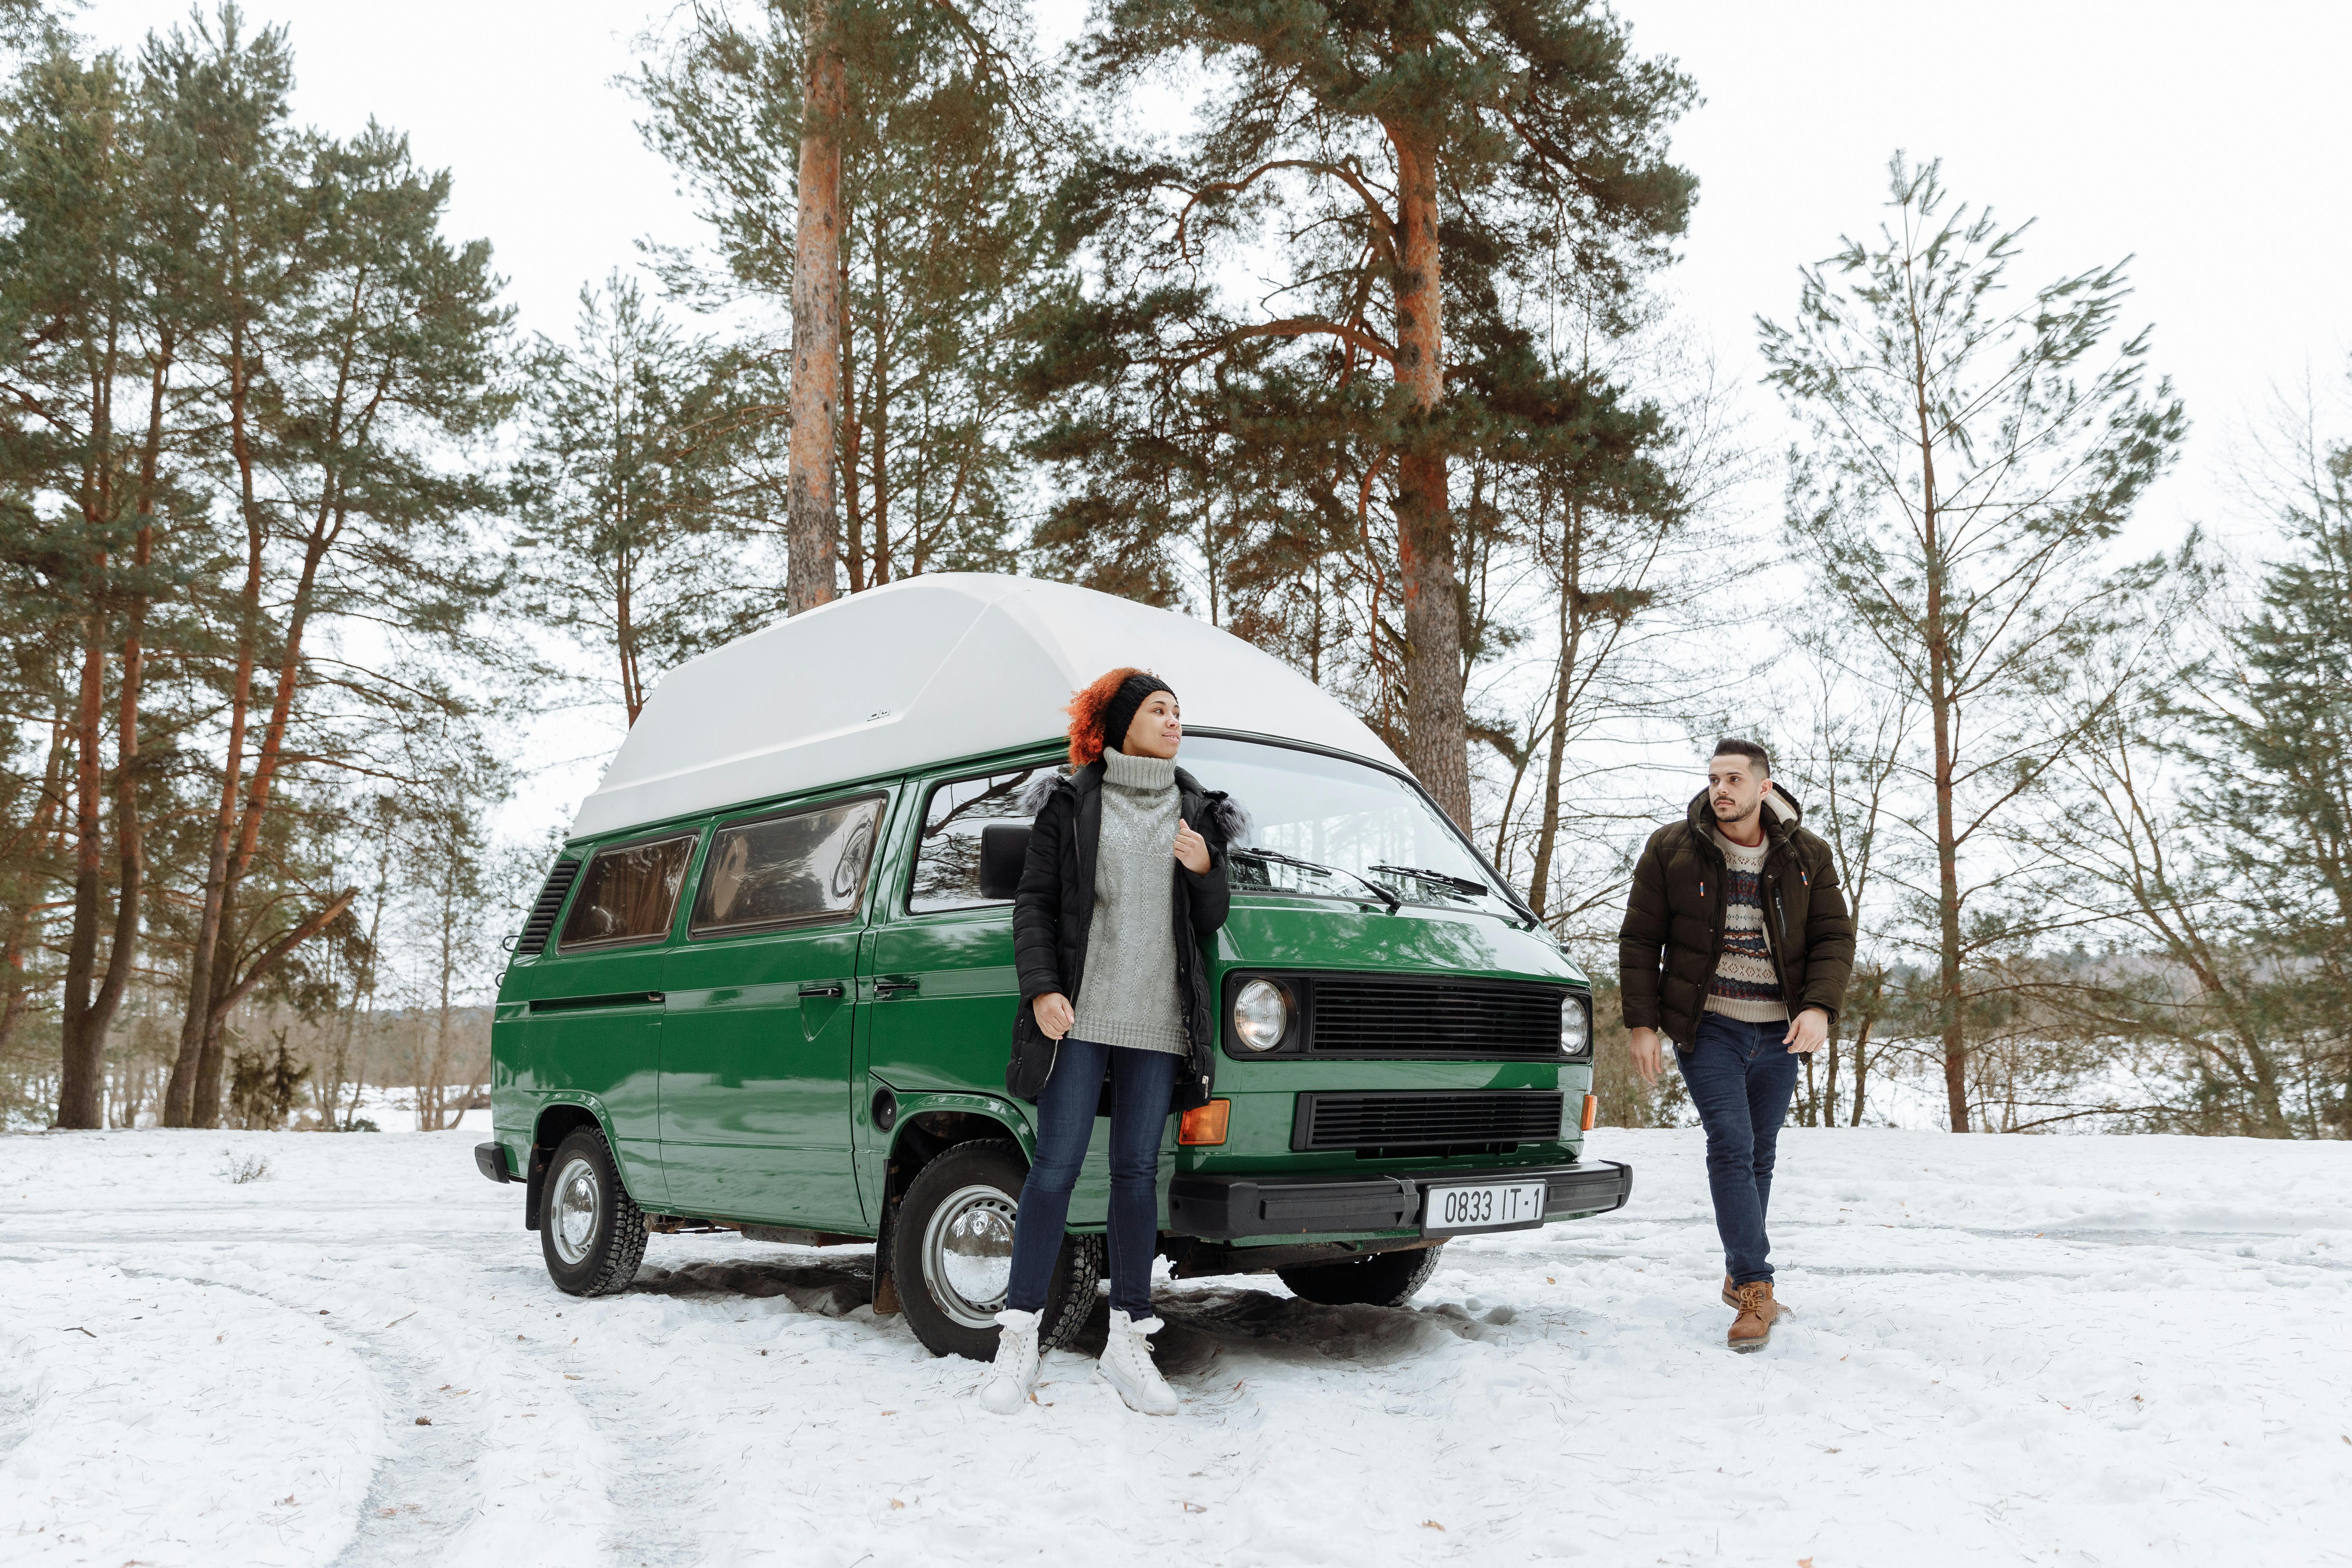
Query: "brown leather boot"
1724 1274 1792 1311
1727 1281 1780 1353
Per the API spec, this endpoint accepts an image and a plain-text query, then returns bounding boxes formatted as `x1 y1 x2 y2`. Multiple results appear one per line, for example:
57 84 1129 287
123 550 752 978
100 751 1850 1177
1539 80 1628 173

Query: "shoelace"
991 1324 1033 1375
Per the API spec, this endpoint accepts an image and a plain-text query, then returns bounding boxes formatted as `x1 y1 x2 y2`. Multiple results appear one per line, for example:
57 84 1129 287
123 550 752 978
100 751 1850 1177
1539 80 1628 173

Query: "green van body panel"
497 941 671 1209
660 921 870 1229
490 738 1598 1250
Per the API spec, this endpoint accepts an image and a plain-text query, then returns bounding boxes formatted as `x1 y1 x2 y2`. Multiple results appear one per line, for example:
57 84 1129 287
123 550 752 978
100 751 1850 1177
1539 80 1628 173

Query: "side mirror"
979 823 1031 901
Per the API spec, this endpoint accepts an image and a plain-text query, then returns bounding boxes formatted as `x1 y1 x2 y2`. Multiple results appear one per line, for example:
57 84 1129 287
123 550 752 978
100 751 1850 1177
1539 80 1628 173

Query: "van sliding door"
658 792 888 1230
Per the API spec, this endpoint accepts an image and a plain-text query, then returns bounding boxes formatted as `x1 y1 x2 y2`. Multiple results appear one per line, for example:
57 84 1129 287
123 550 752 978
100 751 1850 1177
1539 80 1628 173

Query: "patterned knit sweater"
1070 748 1188 1055
1706 827 1789 1022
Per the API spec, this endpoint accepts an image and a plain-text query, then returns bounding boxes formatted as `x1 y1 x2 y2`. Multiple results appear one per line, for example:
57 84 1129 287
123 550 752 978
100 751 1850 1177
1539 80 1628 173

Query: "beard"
1712 796 1757 824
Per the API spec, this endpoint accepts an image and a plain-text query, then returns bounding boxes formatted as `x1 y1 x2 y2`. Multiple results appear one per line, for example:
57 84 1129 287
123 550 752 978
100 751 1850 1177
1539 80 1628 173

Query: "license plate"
1422 1180 1548 1234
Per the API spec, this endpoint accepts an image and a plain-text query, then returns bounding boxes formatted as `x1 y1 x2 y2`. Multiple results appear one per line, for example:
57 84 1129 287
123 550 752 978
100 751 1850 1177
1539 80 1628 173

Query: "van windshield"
1181 736 1517 918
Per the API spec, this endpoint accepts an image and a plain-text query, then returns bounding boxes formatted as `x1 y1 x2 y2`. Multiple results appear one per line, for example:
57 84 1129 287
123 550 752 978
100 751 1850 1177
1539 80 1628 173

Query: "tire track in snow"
520 1248 882 1567
178 1249 625 1568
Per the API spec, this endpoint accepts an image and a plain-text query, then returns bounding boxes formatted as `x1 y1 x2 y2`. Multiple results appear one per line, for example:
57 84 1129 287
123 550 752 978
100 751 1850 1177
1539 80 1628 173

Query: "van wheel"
539 1126 648 1296
1278 1242 1445 1307
892 1139 1102 1362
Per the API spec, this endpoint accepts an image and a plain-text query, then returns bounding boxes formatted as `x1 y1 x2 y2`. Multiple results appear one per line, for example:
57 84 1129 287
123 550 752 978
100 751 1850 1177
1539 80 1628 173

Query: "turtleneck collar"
1101 747 1177 792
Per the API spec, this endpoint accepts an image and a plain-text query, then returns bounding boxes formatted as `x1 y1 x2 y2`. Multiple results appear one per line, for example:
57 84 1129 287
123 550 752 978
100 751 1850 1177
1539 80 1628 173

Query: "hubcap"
552 1155 601 1266
920 1182 1019 1329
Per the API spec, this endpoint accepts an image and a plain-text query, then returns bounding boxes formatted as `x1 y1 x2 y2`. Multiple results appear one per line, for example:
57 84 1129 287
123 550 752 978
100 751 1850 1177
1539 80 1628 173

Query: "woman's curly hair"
1065 666 1148 767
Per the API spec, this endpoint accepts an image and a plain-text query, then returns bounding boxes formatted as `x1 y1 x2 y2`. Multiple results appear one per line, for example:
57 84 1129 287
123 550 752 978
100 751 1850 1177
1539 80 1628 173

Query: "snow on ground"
1 1127 2346 1568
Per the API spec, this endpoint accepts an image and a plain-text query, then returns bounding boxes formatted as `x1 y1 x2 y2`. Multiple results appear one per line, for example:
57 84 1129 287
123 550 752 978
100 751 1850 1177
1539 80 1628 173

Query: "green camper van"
477 574 1629 1360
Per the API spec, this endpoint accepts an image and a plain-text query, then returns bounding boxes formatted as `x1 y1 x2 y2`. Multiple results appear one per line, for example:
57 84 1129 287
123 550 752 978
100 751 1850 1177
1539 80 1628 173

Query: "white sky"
74 0 2352 838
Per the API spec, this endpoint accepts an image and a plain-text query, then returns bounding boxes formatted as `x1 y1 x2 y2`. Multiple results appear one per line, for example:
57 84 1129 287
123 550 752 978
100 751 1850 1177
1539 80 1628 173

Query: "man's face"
1707 755 1768 826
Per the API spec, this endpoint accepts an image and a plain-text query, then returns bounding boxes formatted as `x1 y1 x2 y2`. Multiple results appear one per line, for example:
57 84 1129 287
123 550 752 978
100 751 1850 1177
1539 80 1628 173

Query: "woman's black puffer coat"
1008 761 1240 1112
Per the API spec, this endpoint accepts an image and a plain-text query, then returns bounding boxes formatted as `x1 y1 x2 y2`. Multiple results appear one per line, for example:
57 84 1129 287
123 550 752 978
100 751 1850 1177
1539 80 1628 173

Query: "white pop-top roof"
568 572 1401 840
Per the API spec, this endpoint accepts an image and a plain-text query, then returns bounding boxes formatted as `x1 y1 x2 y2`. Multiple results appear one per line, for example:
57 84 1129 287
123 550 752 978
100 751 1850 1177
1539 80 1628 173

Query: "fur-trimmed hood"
1684 780 1802 841
1019 762 1248 844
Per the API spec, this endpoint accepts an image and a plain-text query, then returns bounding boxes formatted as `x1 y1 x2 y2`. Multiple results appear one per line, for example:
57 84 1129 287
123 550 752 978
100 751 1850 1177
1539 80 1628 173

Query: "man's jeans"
1004 1038 1178 1319
1676 1012 1801 1287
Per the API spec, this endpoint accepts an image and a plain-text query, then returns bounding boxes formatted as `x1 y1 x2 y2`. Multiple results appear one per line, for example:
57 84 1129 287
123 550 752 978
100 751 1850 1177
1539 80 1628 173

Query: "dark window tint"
558 836 696 950
909 767 1048 912
691 797 882 935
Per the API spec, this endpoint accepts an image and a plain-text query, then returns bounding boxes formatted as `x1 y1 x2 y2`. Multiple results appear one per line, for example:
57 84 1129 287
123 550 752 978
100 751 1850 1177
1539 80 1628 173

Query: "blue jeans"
1005 1038 1178 1319
1676 1013 1801 1286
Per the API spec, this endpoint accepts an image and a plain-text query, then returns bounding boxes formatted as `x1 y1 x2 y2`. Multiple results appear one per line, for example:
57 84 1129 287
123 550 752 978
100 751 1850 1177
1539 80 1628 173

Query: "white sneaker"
1096 1309 1178 1416
977 1308 1041 1415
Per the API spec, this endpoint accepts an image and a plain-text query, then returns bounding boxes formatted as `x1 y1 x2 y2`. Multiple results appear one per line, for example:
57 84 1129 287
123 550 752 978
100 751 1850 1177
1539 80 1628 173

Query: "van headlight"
1561 995 1591 1058
1232 979 1291 1051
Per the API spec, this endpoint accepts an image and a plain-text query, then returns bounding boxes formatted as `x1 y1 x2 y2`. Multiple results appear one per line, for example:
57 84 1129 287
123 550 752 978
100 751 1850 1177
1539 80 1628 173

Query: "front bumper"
474 1141 514 1183
1167 1158 1631 1241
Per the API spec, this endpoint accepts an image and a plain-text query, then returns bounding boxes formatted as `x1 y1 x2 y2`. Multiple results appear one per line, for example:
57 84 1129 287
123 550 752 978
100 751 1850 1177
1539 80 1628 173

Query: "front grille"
1309 977 1568 1058
516 860 581 955
1292 1090 1565 1153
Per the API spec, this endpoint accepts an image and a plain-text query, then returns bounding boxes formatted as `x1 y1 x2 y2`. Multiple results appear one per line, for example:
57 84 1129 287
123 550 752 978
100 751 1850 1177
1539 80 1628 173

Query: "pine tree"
516 274 767 725
0 41 183 1127
1759 155 2185 1131
2187 385 2352 1132
1026 0 1694 824
634 0 1038 601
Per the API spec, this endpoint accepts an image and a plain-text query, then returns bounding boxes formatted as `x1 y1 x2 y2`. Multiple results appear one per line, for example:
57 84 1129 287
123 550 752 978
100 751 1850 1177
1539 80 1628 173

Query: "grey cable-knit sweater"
1070 748 1187 1055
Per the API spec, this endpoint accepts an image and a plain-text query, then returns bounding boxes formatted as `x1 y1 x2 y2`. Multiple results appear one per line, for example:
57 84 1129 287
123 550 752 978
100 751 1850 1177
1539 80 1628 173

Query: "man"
1619 739 1854 1352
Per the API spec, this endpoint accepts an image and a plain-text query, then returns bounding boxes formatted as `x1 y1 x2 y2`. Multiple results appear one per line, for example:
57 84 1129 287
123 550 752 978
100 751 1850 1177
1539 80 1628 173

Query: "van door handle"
872 975 920 998
797 982 846 999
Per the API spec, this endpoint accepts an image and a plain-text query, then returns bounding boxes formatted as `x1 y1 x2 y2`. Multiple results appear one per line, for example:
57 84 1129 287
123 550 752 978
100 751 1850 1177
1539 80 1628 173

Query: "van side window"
691 796 883 936
558 834 697 950
908 767 1047 913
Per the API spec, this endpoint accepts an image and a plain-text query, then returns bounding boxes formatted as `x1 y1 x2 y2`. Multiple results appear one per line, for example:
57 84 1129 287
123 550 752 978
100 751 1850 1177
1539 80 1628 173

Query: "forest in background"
0 0 2343 1138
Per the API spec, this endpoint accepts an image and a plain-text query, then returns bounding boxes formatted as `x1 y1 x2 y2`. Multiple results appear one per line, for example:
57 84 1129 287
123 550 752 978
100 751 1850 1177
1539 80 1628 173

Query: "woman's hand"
1032 992 1074 1040
1173 817 1211 874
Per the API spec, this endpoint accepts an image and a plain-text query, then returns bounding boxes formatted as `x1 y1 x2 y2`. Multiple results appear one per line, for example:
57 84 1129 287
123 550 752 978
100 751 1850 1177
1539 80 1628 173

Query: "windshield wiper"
1232 846 1402 913
1367 864 1492 899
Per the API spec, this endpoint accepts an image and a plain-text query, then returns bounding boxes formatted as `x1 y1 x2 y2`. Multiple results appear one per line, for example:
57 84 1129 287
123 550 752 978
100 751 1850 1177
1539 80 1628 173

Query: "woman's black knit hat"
1100 671 1176 754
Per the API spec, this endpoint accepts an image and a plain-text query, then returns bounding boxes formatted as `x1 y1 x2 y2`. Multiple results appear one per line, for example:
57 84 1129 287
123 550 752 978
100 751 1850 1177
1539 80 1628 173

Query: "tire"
1278 1242 1446 1307
892 1138 1103 1362
539 1126 648 1297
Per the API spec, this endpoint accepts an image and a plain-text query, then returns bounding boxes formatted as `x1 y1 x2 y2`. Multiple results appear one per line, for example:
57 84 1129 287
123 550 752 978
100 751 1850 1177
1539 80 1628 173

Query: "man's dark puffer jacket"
1008 760 1241 1111
1618 783 1855 1048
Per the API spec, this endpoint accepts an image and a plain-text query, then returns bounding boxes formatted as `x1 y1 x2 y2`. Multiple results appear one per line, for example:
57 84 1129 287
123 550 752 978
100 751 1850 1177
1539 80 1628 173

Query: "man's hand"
1032 992 1074 1040
1173 817 1211 874
1628 1026 1663 1085
1783 1007 1829 1055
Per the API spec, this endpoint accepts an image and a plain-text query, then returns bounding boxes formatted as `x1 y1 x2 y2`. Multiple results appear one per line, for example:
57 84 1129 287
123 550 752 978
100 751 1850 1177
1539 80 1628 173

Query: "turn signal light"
1178 1099 1231 1146
1581 1094 1598 1132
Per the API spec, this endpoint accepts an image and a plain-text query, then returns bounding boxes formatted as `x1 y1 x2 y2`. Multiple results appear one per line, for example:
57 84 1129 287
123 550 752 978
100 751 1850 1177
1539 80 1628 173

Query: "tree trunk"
1907 292 1969 1134
191 878 239 1128
786 4 844 615
168 322 267 1128
616 537 645 726
1846 969 1880 1127
1386 129 1469 826
1526 494 1585 920
55 616 109 1128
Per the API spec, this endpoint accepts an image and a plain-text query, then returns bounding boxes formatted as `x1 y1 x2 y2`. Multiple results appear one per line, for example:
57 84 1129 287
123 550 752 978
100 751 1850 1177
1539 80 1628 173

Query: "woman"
979 668 1239 1416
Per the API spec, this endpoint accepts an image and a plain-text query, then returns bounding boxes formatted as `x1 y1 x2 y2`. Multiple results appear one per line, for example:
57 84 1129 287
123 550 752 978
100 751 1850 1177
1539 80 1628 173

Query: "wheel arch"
881 1089 1035 1213
867 1089 1033 1315
525 1098 623 1231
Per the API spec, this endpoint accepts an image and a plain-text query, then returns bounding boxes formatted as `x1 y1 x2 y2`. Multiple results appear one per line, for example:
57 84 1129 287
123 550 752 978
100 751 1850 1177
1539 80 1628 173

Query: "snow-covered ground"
1 1127 2345 1567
